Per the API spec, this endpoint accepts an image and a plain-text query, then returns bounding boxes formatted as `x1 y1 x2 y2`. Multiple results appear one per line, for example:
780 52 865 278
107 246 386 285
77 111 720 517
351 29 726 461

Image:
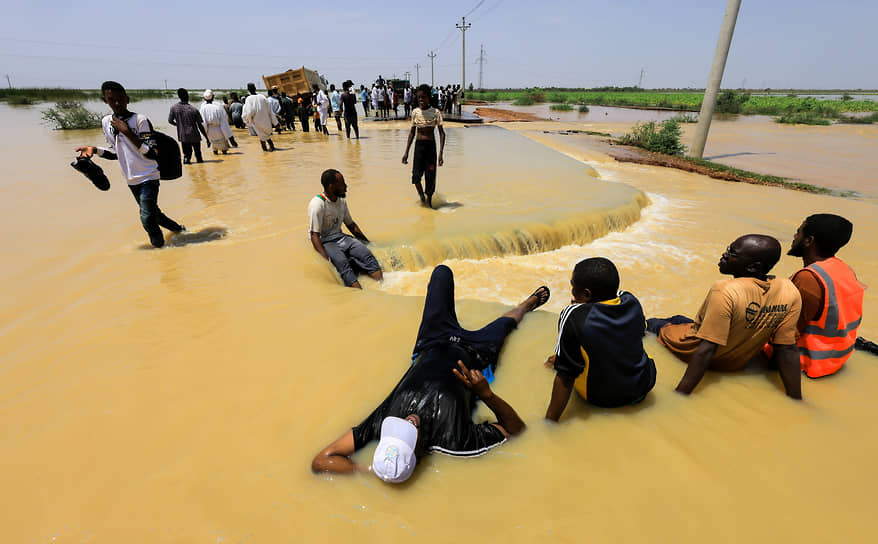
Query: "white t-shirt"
411 107 443 128
308 194 353 242
100 113 159 185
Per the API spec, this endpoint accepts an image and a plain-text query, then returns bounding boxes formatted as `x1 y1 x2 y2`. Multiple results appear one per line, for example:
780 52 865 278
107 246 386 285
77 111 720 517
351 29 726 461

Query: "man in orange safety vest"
787 214 865 378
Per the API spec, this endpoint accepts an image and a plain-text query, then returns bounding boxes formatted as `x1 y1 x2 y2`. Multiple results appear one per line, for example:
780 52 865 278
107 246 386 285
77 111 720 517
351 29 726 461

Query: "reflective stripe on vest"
796 257 864 378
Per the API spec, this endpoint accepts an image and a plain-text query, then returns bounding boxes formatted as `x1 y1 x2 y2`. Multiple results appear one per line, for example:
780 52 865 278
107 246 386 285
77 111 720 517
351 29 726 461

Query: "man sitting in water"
308 169 383 289
647 234 803 398
544 258 656 421
312 265 550 482
785 214 864 377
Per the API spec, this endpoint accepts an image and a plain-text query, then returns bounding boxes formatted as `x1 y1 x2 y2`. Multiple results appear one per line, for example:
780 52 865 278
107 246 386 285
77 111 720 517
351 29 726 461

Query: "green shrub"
512 96 535 106
618 120 686 155
6 95 36 105
41 102 103 129
670 113 698 123
550 104 573 111
715 90 750 113
838 112 878 124
841 93 853 101
525 89 546 103
547 92 566 103
578 105 589 113
774 113 831 125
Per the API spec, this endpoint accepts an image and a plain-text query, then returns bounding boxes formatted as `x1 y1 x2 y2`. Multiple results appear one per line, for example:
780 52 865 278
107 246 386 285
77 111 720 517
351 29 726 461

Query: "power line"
465 0 487 17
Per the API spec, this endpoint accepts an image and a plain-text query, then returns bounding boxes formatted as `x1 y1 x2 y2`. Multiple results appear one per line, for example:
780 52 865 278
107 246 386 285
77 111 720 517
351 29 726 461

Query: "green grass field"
469 88 878 116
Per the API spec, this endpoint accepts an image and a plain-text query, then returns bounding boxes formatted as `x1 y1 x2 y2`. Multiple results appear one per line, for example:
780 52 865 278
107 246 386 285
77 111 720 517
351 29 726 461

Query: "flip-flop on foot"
529 285 550 309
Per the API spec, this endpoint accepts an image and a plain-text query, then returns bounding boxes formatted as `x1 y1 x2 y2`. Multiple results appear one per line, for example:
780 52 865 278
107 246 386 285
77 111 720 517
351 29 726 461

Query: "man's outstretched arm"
311 430 366 474
675 339 717 394
773 343 803 399
453 360 525 437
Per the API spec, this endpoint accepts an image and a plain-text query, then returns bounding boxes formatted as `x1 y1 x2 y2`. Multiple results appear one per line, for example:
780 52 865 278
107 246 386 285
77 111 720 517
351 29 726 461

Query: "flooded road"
1 99 876 543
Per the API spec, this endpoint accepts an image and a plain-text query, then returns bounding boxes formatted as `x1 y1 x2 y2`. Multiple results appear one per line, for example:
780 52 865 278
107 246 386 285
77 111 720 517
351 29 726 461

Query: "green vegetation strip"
683 157 846 195
469 88 878 116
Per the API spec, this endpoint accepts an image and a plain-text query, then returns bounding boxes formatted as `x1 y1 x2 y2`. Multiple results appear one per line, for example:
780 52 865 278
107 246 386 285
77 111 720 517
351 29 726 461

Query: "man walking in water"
786 214 864 377
312 264 550 482
402 84 446 208
241 83 277 152
76 81 185 248
199 89 237 154
168 88 209 164
308 169 382 289
340 81 360 139
313 84 330 135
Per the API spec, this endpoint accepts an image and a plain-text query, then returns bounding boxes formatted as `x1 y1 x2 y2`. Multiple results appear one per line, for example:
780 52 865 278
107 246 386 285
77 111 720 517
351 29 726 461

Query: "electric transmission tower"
476 45 487 90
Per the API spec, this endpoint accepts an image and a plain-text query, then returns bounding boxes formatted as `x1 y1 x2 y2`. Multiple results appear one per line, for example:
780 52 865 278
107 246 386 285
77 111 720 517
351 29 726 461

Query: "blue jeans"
129 179 183 247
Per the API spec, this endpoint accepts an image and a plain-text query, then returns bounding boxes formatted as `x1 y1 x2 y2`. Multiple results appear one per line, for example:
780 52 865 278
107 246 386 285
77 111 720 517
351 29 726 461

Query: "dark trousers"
299 113 310 132
412 140 438 196
646 315 694 336
334 111 343 130
181 141 203 163
344 114 359 138
362 101 369 115
413 265 517 371
129 179 183 248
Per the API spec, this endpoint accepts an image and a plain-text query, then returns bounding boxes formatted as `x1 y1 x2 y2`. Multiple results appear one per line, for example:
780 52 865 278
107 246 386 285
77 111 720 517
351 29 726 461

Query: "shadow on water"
137 226 228 249
167 226 228 247
705 151 777 160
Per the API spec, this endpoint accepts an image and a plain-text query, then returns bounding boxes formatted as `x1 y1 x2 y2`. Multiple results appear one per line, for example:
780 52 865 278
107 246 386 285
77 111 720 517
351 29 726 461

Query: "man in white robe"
200 89 237 154
313 84 330 135
242 82 277 152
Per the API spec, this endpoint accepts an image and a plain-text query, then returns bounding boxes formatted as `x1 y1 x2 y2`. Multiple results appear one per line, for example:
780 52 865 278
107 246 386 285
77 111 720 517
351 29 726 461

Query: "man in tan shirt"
647 235 803 399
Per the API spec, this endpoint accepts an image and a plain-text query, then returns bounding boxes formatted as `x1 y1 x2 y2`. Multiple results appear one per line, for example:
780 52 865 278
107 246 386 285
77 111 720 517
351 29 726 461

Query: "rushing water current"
1 100 877 543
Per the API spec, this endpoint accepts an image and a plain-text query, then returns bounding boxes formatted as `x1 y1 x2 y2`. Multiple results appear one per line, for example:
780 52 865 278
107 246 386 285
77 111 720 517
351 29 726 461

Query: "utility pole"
404 71 411 83
456 16 471 92
428 51 437 87
476 45 487 90
5 74 11 89
638 68 645 88
691 0 742 158
164 79 168 91
415 64 421 86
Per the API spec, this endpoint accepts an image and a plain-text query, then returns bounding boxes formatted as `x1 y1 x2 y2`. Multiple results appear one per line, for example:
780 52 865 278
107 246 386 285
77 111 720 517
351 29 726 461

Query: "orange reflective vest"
797 257 864 377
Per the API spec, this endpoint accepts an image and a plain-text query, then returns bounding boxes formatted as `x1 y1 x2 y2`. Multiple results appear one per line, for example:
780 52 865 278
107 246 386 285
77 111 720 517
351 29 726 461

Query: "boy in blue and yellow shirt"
544 257 656 421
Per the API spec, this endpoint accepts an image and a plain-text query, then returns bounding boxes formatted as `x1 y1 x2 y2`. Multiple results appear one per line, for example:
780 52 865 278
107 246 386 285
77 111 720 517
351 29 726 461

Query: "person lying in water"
544 257 656 421
647 234 803 399
312 265 550 483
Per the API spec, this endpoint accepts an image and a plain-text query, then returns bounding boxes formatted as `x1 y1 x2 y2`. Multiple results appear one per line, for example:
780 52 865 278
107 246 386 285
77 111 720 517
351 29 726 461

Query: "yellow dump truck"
262 67 325 98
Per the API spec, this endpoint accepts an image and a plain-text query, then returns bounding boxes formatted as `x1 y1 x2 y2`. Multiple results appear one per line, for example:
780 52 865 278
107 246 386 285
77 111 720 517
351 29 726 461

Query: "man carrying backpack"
75 81 185 248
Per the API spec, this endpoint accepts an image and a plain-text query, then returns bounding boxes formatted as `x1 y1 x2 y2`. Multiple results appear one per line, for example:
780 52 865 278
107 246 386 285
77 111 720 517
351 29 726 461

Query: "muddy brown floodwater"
1 100 876 543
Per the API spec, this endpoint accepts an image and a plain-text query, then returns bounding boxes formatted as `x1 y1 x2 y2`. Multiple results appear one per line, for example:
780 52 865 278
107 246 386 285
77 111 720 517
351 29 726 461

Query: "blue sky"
2 0 875 90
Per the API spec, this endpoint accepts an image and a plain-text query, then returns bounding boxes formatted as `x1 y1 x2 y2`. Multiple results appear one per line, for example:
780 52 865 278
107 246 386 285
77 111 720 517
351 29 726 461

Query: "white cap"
371 416 418 483
203 89 214 100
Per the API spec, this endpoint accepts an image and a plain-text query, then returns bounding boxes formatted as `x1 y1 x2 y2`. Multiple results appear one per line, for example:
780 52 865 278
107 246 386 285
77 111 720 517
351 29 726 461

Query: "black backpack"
143 119 182 180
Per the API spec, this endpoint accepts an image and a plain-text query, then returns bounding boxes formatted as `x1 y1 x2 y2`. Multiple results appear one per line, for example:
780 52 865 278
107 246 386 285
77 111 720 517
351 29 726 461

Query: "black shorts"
411 139 438 196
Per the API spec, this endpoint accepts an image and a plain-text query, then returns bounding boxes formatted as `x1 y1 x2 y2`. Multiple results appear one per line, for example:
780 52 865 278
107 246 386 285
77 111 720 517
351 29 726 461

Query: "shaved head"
738 235 782 270
719 234 781 278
